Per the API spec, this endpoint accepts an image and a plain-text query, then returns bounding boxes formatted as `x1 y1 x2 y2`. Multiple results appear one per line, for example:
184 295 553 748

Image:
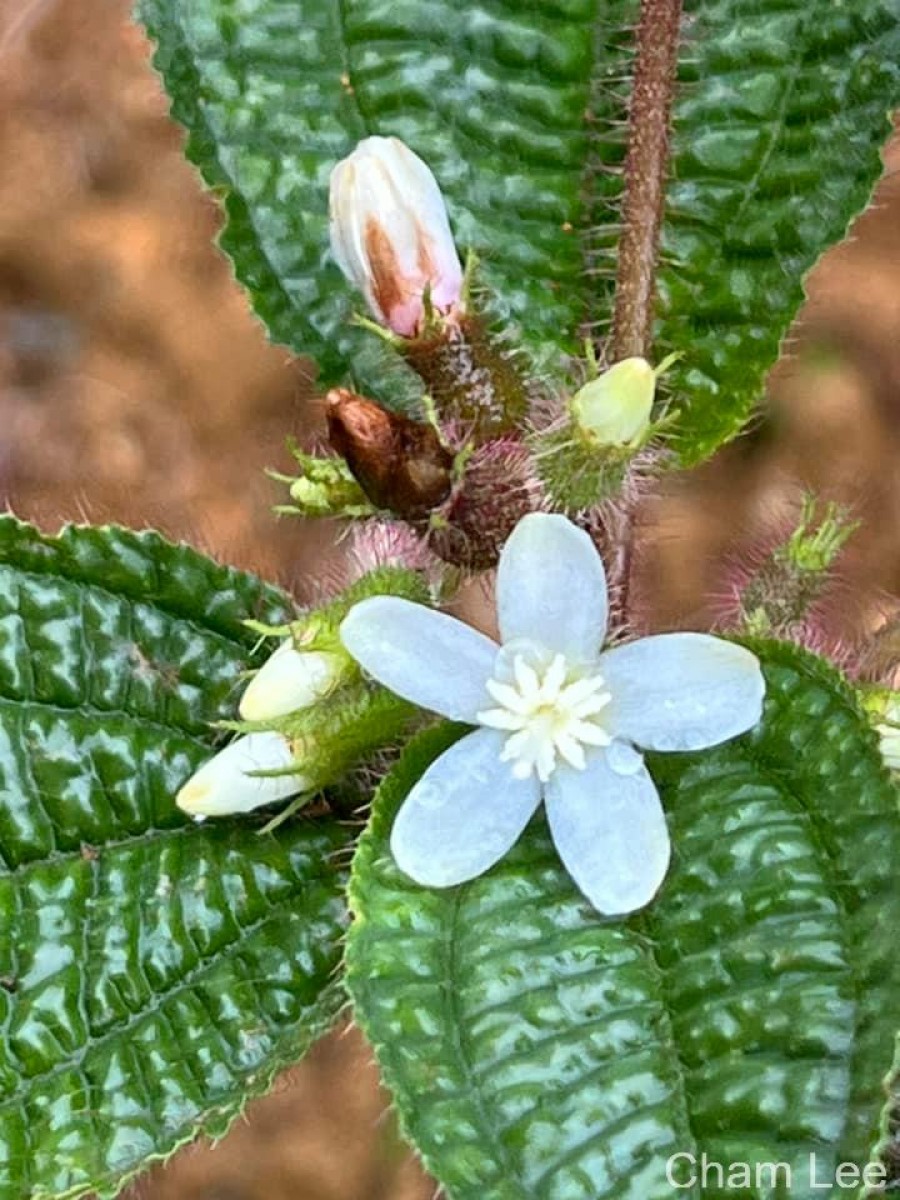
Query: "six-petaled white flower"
329 135 464 338
340 512 765 915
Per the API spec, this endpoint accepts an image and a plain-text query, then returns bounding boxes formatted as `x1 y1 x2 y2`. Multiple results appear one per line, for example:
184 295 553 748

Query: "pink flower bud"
329 136 464 337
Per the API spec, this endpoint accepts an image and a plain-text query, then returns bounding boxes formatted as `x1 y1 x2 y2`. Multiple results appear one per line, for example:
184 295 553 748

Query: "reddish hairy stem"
612 0 683 361
611 0 682 625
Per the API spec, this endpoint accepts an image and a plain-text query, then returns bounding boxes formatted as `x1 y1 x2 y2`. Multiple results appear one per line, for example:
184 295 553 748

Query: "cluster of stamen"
477 653 612 783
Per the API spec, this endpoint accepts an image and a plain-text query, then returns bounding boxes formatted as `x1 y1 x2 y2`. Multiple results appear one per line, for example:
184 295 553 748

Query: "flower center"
477 651 612 783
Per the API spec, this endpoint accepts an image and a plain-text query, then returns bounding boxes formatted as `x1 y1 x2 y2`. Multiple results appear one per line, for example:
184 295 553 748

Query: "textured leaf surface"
136 0 899 461
0 519 350 1200
135 0 626 395
658 0 900 463
347 642 900 1199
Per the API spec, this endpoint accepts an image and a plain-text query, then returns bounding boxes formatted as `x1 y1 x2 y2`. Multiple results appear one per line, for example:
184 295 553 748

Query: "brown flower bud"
326 388 453 518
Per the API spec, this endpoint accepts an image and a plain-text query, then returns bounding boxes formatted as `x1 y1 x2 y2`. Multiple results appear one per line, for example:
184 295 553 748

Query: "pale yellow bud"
570 357 656 447
239 641 345 721
176 733 307 817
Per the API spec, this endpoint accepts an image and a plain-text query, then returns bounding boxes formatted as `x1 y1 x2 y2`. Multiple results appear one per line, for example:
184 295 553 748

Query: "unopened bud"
570 357 656 447
329 136 463 337
239 640 345 721
176 732 307 817
327 387 453 517
778 497 858 575
278 450 373 518
715 496 858 639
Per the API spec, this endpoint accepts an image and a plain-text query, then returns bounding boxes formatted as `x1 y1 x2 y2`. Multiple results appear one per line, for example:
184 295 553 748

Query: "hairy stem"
612 0 682 627
612 0 683 361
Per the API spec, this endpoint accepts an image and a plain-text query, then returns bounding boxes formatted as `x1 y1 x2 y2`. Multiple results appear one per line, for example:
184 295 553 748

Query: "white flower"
340 512 765 915
239 640 344 721
570 357 656 446
176 732 308 817
329 136 463 337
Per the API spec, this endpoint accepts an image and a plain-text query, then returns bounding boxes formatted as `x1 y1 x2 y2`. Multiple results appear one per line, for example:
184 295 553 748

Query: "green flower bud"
274 448 374 519
570 357 656 447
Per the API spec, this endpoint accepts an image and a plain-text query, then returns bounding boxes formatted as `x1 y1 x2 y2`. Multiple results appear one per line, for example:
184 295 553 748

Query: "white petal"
176 733 305 818
545 752 670 915
340 597 497 723
600 633 765 752
239 642 343 720
391 728 541 887
497 513 608 662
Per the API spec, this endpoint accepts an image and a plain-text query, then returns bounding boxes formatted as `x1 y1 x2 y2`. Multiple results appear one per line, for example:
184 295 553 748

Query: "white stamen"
477 652 612 783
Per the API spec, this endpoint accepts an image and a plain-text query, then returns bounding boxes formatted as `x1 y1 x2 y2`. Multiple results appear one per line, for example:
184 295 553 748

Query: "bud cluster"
177 564 429 819
181 130 688 827
277 138 679 578
177 134 872 847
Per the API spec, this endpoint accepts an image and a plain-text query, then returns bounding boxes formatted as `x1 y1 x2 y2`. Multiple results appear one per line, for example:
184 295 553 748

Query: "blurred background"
1 2 898 1197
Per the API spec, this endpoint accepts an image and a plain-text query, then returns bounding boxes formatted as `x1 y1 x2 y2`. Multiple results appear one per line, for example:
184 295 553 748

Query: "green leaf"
135 0 899 461
133 0 631 391
0 519 351 1200
346 642 900 1200
658 1 900 463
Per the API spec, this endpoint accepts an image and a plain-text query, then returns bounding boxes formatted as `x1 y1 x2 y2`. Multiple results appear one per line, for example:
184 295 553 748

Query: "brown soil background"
1 2 899 1198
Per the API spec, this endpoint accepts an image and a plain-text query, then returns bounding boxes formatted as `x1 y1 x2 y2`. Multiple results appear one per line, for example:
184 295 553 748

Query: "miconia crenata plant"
2 1 899 1197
